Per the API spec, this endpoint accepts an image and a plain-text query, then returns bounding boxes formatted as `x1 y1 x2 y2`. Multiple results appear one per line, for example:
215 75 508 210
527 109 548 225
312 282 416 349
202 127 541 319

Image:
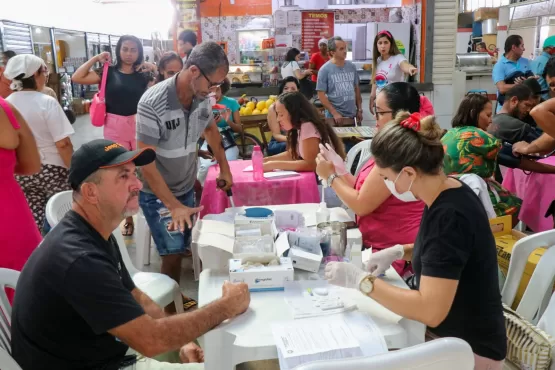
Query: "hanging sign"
301 11 334 54
177 0 202 44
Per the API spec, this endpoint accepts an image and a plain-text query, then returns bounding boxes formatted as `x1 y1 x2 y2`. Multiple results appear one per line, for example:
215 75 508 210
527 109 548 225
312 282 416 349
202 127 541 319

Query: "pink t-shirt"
355 159 425 277
297 121 321 159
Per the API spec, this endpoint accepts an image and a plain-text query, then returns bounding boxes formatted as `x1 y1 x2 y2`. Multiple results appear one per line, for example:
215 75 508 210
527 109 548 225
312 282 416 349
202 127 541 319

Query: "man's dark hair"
505 84 533 102
185 41 229 75
3 50 16 59
543 57 555 79
522 78 542 97
477 42 487 50
179 30 198 47
504 35 523 54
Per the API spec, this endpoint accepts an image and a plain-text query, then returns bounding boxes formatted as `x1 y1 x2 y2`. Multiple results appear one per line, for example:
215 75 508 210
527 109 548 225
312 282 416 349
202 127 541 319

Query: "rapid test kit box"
192 216 279 271
229 257 294 292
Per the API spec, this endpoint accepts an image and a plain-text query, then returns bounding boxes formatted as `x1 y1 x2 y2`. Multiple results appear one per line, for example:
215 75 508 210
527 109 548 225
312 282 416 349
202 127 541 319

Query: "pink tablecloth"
502 156 555 232
199 160 320 218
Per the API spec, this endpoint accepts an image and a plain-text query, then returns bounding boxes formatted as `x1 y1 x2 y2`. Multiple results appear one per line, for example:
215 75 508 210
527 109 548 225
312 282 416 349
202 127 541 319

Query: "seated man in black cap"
488 84 542 144
10 139 250 370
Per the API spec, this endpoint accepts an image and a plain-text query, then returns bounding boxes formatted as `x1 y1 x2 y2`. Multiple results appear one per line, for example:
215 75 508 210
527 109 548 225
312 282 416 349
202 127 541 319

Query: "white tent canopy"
2 0 175 39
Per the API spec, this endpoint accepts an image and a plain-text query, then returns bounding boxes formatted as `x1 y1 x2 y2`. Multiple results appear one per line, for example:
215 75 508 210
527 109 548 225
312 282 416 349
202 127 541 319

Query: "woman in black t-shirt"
322 111 507 369
73 34 156 236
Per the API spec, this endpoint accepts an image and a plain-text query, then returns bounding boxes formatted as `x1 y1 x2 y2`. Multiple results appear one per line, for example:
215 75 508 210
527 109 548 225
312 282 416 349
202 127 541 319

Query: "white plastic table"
195 203 425 370
198 268 425 370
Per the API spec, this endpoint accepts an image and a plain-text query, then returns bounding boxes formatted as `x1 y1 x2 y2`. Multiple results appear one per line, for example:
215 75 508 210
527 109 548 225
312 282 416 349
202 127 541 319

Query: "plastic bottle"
315 202 330 224
252 145 264 181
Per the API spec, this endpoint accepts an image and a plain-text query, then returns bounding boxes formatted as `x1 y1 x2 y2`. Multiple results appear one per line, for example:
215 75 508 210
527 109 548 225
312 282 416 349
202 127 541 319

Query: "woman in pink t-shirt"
316 82 432 277
264 91 345 172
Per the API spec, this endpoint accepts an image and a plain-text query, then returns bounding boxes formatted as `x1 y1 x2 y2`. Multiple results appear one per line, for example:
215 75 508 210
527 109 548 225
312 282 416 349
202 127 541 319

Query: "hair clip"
400 112 421 132
377 30 393 38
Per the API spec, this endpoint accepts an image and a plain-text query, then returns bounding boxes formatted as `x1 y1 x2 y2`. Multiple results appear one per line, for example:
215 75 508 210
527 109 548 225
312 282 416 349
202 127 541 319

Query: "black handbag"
220 128 237 150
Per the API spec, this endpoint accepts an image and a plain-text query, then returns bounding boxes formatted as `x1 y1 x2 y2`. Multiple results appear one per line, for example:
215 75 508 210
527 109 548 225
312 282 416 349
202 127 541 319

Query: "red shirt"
309 52 329 82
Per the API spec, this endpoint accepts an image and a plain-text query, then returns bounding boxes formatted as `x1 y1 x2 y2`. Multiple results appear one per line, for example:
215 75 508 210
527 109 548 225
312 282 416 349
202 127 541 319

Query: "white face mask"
383 171 418 202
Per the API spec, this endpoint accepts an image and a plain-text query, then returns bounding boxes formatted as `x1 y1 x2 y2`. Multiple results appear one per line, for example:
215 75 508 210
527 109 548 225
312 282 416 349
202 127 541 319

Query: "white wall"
456 32 472 54
509 27 536 58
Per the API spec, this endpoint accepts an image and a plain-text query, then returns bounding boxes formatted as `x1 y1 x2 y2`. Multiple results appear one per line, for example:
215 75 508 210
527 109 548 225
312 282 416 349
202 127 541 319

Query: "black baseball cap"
69 139 156 190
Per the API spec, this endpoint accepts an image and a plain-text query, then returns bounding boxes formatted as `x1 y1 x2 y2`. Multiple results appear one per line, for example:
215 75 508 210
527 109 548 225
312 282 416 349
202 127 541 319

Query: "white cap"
318 38 328 46
4 54 46 91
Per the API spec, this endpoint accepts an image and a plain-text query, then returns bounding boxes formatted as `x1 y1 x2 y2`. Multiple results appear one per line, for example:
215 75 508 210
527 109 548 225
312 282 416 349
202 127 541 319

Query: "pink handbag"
90 62 109 127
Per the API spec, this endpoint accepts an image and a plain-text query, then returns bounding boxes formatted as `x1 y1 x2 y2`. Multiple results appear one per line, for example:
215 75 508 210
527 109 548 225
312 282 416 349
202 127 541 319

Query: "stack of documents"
272 311 388 370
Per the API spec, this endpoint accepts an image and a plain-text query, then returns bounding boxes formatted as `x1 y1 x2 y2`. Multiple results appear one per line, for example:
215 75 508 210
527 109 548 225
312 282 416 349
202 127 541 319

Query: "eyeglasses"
373 104 393 119
193 64 223 90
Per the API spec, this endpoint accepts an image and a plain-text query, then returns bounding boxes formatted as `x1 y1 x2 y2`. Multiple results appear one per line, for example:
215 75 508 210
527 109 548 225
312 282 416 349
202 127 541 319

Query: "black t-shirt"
488 113 540 144
97 66 149 116
11 211 145 370
412 182 507 361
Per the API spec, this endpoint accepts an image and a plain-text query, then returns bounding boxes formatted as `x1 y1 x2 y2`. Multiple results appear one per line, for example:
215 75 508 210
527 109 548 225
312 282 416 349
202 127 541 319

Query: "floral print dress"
442 126 521 217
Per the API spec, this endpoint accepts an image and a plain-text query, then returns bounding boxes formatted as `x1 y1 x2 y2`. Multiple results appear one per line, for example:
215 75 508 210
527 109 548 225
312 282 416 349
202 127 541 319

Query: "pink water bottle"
252 145 264 181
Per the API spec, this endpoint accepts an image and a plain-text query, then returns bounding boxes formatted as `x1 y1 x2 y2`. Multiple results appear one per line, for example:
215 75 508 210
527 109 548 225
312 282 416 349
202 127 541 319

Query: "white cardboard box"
275 232 323 273
194 218 278 263
229 257 294 291
289 247 322 273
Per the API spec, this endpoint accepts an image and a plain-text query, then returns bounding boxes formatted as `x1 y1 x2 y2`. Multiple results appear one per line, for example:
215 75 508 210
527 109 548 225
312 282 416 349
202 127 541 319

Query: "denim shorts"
139 190 195 256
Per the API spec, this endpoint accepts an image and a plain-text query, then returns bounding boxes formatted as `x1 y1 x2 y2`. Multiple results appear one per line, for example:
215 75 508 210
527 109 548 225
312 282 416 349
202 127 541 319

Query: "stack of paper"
272 312 388 370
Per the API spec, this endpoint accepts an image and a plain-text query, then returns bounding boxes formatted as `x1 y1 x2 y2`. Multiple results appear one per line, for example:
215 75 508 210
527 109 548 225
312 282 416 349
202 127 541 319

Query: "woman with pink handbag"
73 34 156 236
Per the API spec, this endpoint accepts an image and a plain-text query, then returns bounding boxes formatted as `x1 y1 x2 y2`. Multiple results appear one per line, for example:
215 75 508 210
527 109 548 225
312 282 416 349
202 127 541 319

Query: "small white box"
289 247 323 273
229 257 294 291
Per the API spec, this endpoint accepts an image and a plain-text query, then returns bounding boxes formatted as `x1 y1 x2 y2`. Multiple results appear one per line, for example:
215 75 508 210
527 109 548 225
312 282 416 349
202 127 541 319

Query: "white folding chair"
135 213 152 268
0 347 22 370
45 191 184 313
501 229 555 324
345 140 372 177
293 338 474 370
0 268 19 353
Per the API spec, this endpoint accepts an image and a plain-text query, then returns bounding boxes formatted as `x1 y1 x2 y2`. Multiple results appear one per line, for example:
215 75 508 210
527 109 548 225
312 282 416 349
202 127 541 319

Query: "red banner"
177 0 202 44
301 11 335 54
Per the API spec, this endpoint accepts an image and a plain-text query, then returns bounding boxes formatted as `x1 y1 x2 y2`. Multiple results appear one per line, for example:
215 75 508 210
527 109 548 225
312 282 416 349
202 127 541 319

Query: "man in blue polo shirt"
532 35 555 100
492 35 532 112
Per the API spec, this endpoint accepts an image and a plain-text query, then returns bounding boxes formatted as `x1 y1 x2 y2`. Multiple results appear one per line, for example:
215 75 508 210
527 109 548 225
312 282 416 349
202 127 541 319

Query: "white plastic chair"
501 229 555 324
345 140 372 177
135 213 152 268
538 291 555 370
293 338 474 370
0 268 19 353
45 191 184 313
0 347 22 370
136 211 202 281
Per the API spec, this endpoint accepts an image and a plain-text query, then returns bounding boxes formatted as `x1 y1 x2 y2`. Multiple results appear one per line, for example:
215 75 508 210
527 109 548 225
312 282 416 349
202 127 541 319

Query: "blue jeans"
267 137 286 156
139 190 195 256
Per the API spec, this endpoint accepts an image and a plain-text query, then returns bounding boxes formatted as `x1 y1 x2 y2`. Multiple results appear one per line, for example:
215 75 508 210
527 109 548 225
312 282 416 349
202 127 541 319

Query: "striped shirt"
136 74 212 196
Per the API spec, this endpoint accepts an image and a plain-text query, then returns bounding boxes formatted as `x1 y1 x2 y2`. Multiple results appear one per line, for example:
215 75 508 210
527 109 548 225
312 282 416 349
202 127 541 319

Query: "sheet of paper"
284 281 357 319
274 10 288 28
243 165 253 172
264 171 299 179
272 317 360 358
275 231 290 257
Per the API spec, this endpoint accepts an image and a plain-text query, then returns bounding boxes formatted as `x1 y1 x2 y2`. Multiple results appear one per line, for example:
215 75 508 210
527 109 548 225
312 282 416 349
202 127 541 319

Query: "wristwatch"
359 275 377 295
327 173 339 187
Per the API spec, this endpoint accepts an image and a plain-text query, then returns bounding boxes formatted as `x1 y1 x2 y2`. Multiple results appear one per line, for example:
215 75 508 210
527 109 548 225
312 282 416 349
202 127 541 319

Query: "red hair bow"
400 112 421 132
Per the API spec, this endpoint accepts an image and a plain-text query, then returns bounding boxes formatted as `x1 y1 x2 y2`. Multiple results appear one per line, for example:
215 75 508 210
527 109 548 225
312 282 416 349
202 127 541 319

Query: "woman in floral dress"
442 94 521 218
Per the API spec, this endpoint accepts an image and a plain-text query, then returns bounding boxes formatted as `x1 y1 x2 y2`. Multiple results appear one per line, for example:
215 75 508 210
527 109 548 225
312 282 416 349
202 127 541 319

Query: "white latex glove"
366 244 405 277
319 143 348 176
324 262 369 290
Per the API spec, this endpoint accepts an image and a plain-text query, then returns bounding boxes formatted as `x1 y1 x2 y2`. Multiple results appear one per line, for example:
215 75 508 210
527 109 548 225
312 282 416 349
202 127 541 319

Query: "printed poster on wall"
177 0 202 44
301 11 334 54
